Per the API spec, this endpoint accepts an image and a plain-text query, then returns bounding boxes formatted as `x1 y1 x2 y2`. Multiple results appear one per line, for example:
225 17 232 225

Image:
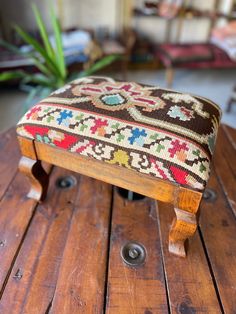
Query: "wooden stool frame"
18 136 202 258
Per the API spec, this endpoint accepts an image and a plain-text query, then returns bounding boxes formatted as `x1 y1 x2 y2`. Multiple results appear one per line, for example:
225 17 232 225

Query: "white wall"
0 0 234 42
0 0 56 40
63 0 118 32
0 0 118 40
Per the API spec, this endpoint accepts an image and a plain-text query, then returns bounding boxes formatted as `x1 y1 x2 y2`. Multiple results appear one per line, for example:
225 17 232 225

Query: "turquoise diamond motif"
101 93 126 106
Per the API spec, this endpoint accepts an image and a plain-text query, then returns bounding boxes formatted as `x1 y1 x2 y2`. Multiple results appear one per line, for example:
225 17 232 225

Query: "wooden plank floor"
0 125 235 314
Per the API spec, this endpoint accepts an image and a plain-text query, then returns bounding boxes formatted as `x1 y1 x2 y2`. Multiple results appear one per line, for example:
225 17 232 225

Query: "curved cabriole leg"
19 156 49 202
168 207 198 258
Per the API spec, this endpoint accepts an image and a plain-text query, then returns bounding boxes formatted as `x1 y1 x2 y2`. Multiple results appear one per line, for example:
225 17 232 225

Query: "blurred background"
0 0 236 132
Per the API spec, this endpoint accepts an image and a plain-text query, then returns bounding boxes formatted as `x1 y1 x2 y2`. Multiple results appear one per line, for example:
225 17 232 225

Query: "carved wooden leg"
19 156 49 202
168 188 202 257
168 207 198 257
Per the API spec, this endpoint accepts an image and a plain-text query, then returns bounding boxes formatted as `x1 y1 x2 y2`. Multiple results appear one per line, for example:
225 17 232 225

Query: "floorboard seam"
0 200 38 300
11 168 59 310
213 162 236 219
41 175 82 313
103 185 114 314
0 169 18 203
155 201 171 314
197 226 225 314
19 209 58 310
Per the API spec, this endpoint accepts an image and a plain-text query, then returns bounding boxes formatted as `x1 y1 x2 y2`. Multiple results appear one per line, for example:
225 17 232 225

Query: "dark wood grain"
0 128 20 200
216 126 236 176
0 172 37 294
213 127 236 217
106 189 169 314
223 124 236 150
0 167 81 313
49 176 112 314
157 201 221 313
0 124 235 313
199 168 236 313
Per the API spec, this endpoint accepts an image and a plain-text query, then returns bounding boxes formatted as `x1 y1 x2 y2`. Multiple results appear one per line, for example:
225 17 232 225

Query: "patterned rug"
17 76 221 190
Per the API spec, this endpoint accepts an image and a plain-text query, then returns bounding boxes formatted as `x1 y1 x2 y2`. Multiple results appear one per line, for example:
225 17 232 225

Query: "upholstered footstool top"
17 76 221 191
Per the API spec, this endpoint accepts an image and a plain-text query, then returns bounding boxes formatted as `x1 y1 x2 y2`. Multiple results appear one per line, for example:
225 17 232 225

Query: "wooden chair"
16 76 221 257
100 28 136 80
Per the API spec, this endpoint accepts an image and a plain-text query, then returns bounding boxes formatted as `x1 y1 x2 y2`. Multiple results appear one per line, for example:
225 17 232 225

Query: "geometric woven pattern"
17 76 221 190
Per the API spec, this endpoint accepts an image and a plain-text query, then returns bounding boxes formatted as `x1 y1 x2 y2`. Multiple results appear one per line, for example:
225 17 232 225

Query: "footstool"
16 76 221 257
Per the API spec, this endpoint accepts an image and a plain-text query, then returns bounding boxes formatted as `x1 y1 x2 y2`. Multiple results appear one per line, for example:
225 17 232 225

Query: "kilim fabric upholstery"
17 76 221 191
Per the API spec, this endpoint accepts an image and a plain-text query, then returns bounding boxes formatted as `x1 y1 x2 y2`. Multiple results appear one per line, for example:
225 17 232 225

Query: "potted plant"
0 4 119 110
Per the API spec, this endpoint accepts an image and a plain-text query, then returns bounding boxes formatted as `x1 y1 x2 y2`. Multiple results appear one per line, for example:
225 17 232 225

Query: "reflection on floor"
0 68 235 133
